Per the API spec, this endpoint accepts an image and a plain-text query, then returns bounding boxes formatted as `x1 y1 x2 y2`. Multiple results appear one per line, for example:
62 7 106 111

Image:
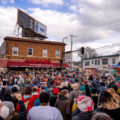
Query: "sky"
0 0 120 61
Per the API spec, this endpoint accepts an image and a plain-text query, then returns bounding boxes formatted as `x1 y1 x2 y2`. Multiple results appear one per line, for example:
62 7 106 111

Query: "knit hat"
0 105 9 119
77 95 94 112
53 88 60 95
3 101 15 114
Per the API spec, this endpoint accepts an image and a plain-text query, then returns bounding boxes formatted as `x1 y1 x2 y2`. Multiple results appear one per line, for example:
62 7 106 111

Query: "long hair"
58 89 68 99
91 112 112 120
98 91 119 110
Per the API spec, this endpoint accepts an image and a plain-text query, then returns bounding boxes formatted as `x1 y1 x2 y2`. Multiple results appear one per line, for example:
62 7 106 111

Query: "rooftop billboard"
17 9 47 38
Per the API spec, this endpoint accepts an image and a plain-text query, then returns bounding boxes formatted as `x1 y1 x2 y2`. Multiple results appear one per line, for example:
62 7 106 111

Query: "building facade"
0 36 68 70
83 54 120 71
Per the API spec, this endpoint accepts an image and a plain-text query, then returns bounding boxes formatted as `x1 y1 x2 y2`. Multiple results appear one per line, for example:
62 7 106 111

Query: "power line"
70 20 120 37
67 42 120 53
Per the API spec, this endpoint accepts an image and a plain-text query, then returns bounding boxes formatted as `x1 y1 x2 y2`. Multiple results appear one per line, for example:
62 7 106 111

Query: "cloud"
69 5 77 12
87 0 103 5
29 0 63 5
1 0 120 61
0 0 15 4
28 8 81 40
0 6 17 44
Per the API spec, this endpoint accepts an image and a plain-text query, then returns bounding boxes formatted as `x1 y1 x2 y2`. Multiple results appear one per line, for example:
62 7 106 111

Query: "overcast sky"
0 0 120 61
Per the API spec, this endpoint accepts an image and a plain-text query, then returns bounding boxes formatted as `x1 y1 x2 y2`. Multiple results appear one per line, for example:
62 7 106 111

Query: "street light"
62 37 68 42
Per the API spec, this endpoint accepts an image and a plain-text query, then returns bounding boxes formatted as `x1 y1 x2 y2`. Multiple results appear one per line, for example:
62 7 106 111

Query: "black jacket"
11 100 26 120
96 107 120 120
72 111 94 120
50 94 57 107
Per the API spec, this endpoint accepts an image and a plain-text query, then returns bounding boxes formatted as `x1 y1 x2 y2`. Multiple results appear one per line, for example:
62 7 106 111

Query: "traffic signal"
81 47 84 54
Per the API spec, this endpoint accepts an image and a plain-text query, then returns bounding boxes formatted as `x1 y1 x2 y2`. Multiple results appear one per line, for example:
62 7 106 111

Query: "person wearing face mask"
55 89 71 120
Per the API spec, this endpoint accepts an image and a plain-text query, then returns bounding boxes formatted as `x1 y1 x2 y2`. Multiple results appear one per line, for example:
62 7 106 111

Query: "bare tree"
78 46 98 59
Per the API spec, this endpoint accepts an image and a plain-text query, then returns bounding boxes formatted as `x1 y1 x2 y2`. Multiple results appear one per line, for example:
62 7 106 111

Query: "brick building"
0 36 69 70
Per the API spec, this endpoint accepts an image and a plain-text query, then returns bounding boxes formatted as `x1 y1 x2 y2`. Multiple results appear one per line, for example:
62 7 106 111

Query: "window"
12 47 18 55
102 59 108 65
92 61 94 64
85 61 89 66
43 49 48 57
56 50 60 57
28 48 33 56
98 60 100 65
95 60 97 65
112 58 116 64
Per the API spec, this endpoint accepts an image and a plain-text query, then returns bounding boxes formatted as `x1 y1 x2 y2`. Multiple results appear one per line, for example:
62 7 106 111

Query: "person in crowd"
22 86 32 108
27 86 39 113
27 92 63 120
55 89 71 120
91 112 112 120
11 93 26 120
108 87 120 103
91 88 98 109
88 75 94 81
50 87 60 107
69 83 82 106
0 99 9 119
98 82 107 93
72 95 94 120
96 91 120 120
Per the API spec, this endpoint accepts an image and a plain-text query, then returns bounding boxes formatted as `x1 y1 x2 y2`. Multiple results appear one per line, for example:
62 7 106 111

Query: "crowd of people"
0 69 120 120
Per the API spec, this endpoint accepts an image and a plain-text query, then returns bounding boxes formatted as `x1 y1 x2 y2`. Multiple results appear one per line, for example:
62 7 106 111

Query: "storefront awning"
7 61 69 68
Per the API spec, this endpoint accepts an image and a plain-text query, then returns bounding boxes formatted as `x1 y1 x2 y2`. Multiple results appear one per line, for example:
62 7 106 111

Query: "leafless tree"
78 46 98 59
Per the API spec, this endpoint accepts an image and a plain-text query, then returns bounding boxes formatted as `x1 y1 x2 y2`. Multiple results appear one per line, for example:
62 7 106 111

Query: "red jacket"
27 94 39 114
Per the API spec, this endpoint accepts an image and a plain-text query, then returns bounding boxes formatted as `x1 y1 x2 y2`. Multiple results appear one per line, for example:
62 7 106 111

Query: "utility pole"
69 35 77 69
61 37 68 70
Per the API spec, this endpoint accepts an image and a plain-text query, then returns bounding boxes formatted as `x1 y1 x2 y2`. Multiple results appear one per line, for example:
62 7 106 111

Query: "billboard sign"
35 21 47 36
65 52 72 63
17 9 47 37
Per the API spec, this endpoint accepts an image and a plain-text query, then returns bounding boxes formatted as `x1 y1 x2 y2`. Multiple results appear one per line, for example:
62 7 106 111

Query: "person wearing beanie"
72 95 94 120
0 100 9 119
50 88 60 107
3 101 15 114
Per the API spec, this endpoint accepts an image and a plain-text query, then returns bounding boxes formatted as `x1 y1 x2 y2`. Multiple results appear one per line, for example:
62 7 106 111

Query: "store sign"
65 52 72 62
25 59 51 64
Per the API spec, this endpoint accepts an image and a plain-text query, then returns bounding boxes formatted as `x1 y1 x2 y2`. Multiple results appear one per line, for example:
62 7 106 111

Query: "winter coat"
72 111 94 120
34 98 40 106
50 94 57 107
96 107 120 120
11 100 26 120
55 96 71 120
22 94 32 108
27 94 39 114
91 95 98 109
